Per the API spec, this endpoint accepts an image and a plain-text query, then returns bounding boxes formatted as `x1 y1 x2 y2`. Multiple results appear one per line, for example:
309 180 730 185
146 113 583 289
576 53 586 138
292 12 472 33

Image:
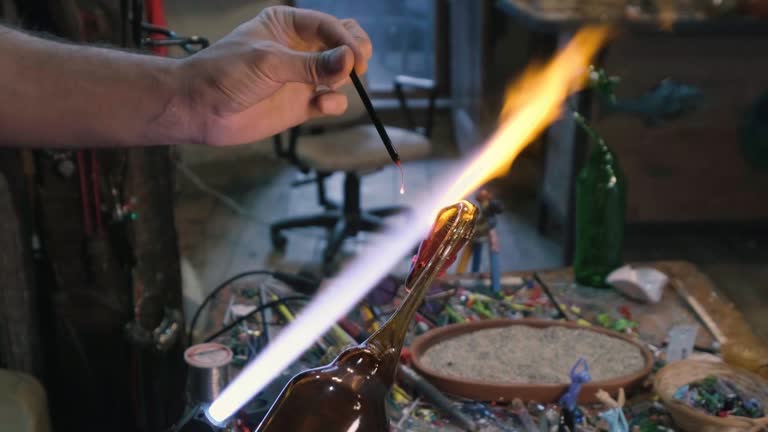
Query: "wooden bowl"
409 319 654 403
654 359 768 432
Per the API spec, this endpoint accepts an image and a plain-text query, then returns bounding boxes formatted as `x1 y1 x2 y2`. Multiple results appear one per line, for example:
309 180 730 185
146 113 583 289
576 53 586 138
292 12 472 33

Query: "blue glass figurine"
596 388 629 432
559 358 591 431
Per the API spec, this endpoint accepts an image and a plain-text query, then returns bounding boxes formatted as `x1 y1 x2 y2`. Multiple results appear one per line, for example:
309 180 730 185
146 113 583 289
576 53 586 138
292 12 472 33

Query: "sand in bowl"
420 326 646 384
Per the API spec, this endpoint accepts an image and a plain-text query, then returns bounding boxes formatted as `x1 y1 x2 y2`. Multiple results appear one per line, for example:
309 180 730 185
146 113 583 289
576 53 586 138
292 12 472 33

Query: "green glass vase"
573 140 626 288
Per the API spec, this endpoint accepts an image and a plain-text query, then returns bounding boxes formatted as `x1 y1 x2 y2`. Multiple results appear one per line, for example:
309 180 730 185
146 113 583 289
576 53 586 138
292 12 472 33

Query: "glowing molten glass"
206 26 609 424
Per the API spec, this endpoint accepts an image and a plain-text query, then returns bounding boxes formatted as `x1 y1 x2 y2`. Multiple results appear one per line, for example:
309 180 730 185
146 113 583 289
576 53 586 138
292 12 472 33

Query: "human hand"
178 6 372 147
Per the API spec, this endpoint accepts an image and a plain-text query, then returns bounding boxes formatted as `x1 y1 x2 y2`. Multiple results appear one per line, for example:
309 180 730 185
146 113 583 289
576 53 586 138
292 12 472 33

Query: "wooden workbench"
201 260 766 430
469 260 764 351
203 260 766 353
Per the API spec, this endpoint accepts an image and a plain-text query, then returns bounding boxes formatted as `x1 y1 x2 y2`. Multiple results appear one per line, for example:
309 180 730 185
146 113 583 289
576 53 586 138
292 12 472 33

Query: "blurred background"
1 1 767 431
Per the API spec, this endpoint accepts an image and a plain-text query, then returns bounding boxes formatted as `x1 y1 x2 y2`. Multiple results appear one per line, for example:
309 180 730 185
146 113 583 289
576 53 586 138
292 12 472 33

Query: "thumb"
269 45 353 87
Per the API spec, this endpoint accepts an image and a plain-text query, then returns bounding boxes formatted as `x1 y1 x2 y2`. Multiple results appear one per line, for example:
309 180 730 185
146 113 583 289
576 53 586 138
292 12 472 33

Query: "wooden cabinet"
596 35 768 223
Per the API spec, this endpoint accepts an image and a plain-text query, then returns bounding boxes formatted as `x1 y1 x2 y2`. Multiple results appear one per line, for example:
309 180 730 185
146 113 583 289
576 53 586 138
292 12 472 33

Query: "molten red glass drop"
396 161 405 195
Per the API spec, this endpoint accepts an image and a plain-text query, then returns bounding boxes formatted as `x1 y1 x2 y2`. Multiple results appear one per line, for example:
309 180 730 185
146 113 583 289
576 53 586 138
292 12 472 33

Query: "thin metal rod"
349 70 400 164
533 273 572 321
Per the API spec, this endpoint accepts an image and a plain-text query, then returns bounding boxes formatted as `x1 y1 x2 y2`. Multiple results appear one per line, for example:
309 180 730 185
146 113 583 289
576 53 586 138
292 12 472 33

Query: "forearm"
0 26 197 148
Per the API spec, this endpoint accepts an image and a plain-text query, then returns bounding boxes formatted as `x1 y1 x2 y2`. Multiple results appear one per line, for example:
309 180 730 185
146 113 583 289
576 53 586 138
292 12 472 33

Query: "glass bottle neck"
363 266 440 384
363 201 478 385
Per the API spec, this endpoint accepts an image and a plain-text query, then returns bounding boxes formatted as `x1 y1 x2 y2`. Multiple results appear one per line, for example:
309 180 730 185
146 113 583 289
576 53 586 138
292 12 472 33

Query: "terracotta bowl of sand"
409 319 654 403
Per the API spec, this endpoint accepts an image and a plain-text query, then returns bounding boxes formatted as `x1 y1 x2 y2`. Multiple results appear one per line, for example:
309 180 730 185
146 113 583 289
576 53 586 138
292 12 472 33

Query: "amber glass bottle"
256 201 477 432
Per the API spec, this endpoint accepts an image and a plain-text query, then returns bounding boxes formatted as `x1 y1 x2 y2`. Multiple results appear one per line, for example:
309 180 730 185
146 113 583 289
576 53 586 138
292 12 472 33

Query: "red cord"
90 151 104 233
77 151 93 236
145 0 169 56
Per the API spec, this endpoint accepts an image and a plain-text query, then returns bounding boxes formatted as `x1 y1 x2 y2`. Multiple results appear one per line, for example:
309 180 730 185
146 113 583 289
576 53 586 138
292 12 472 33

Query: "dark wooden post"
0 159 42 377
127 146 187 430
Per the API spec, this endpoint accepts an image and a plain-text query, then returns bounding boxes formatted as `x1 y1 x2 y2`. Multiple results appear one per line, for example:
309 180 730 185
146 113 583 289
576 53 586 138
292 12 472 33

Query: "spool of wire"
184 343 232 404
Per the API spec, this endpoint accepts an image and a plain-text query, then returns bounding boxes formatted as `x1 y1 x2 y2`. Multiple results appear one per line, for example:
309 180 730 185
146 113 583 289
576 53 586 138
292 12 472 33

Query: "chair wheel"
271 231 287 250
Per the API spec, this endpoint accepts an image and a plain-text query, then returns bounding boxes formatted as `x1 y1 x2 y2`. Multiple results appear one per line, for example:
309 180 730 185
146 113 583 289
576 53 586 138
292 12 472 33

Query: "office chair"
271 75 437 272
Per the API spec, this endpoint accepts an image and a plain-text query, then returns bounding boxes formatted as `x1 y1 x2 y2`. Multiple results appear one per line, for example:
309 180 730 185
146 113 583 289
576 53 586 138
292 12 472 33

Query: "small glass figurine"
558 357 592 431
511 398 539 432
596 388 629 432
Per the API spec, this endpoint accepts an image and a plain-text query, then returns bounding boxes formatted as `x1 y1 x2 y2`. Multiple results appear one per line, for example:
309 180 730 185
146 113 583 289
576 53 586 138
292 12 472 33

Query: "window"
297 0 436 92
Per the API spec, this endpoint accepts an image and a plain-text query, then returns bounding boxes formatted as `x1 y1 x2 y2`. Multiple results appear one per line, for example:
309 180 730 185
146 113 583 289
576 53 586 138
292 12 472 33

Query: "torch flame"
437 26 609 205
207 26 610 424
